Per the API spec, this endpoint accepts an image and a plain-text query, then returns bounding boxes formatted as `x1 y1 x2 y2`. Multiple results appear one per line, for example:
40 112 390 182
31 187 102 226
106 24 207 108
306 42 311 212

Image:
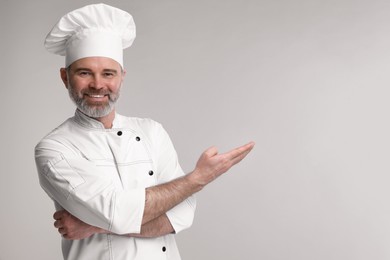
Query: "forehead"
70 57 122 71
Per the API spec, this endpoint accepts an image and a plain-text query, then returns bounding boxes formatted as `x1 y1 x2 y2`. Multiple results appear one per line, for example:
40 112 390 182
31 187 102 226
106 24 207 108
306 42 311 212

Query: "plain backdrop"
2 0 390 259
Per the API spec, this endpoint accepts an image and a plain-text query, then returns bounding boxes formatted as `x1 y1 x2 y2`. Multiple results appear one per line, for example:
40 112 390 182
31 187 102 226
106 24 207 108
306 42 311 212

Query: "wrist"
186 170 206 192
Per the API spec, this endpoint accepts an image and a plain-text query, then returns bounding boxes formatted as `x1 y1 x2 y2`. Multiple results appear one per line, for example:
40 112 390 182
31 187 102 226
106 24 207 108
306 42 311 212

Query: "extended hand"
53 210 103 240
192 141 255 187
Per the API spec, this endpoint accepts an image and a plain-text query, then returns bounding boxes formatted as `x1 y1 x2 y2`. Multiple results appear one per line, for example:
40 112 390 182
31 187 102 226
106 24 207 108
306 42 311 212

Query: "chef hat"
44 3 136 67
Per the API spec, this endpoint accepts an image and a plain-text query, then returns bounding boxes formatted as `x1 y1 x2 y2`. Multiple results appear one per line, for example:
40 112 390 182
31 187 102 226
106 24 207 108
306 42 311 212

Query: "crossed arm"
54 211 174 239
54 142 255 240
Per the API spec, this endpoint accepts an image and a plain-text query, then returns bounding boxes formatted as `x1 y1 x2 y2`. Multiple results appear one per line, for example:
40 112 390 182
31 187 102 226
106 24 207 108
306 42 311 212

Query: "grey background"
1 0 390 259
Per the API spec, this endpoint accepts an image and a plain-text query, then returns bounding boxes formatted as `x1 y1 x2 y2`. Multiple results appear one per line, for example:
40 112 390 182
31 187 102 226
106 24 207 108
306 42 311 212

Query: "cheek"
109 81 122 93
69 79 87 93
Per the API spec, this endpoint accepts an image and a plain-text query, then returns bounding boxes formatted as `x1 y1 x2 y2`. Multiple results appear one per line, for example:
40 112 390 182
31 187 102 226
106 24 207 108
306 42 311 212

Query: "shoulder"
34 118 76 154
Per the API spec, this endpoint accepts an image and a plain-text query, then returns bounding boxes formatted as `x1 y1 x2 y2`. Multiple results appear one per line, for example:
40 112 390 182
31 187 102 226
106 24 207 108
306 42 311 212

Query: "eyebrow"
102 69 119 74
73 67 92 72
72 68 119 74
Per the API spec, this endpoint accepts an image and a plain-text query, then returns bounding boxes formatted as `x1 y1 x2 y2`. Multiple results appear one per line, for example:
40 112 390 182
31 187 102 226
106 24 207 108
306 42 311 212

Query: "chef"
35 3 254 260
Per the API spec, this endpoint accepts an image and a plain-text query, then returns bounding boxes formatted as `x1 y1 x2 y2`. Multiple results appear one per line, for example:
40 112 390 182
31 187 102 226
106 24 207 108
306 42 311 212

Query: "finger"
53 210 65 220
224 142 255 161
53 211 62 220
229 146 253 166
58 227 66 235
63 233 76 240
54 220 61 228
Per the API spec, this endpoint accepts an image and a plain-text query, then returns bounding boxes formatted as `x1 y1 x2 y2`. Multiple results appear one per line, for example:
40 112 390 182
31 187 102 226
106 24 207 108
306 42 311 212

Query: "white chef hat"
44 3 136 68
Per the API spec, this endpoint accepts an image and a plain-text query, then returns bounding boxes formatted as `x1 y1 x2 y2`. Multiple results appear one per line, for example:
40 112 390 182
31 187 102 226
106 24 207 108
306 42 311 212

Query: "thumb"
203 146 218 158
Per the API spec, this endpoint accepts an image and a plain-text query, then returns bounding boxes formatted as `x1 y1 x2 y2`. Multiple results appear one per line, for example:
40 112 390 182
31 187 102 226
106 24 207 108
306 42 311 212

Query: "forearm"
128 214 174 238
142 172 203 225
98 214 174 238
55 210 174 240
100 214 175 238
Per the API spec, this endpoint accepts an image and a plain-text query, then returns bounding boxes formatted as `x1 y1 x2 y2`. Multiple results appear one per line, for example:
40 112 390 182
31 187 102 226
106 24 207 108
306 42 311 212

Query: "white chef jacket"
35 109 196 260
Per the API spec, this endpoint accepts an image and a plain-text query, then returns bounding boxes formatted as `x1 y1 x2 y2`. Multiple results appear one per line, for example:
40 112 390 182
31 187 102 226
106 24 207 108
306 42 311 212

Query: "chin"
80 105 113 118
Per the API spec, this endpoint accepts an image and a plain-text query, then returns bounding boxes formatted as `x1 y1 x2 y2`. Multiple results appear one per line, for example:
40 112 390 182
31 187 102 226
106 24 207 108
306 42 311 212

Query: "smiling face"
60 57 125 119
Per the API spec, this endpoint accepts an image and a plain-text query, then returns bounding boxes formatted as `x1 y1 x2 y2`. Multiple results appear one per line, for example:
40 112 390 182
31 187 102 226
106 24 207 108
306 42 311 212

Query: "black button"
148 170 154 176
117 131 122 136
135 136 141 141
162 246 166 252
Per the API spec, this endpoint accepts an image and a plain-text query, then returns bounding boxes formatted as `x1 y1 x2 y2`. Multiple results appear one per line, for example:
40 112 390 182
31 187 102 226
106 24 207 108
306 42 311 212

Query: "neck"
95 109 116 129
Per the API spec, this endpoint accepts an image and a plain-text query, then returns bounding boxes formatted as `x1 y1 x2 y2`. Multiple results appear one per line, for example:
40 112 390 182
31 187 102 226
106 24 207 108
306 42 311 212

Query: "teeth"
89 95 104 98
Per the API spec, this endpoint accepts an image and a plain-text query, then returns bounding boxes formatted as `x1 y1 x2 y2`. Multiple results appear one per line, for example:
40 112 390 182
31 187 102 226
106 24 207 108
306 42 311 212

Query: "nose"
89 75 104 90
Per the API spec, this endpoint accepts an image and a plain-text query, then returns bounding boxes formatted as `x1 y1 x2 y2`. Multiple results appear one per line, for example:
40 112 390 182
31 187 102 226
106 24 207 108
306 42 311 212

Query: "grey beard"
67 85 120 118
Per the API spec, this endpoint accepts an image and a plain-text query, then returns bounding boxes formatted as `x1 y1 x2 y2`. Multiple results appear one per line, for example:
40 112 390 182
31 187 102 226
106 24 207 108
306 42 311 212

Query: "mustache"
81 90 111 96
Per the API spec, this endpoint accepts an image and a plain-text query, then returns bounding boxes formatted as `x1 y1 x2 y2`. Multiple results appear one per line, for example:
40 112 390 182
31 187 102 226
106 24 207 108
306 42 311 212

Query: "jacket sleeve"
35 139 145 235
147 121 197 233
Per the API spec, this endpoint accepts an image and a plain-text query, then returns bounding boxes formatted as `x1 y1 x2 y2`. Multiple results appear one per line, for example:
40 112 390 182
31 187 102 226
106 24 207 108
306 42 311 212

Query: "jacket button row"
116 132 140 142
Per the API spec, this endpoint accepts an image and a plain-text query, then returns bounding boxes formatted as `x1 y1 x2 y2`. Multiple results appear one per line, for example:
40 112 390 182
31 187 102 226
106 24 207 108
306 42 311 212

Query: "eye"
78 71 92 77
103 72 115 78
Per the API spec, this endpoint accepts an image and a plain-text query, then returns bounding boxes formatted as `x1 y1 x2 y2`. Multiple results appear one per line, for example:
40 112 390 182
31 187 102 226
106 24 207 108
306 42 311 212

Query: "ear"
60 68 69 89
122 69 126 82
121 69 126 83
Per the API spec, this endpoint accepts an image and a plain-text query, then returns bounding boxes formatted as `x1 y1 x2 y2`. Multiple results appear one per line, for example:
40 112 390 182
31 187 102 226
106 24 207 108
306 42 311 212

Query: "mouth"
87 94 106 98
84 93 109 102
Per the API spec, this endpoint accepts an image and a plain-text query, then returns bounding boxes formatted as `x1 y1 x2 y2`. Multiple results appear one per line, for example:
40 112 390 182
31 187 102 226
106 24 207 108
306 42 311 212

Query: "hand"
192 141 255 187
53 210 104 240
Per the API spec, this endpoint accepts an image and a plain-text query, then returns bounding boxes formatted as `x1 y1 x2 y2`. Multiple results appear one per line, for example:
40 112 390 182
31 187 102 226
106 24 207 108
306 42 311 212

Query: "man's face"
61 57 125 118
